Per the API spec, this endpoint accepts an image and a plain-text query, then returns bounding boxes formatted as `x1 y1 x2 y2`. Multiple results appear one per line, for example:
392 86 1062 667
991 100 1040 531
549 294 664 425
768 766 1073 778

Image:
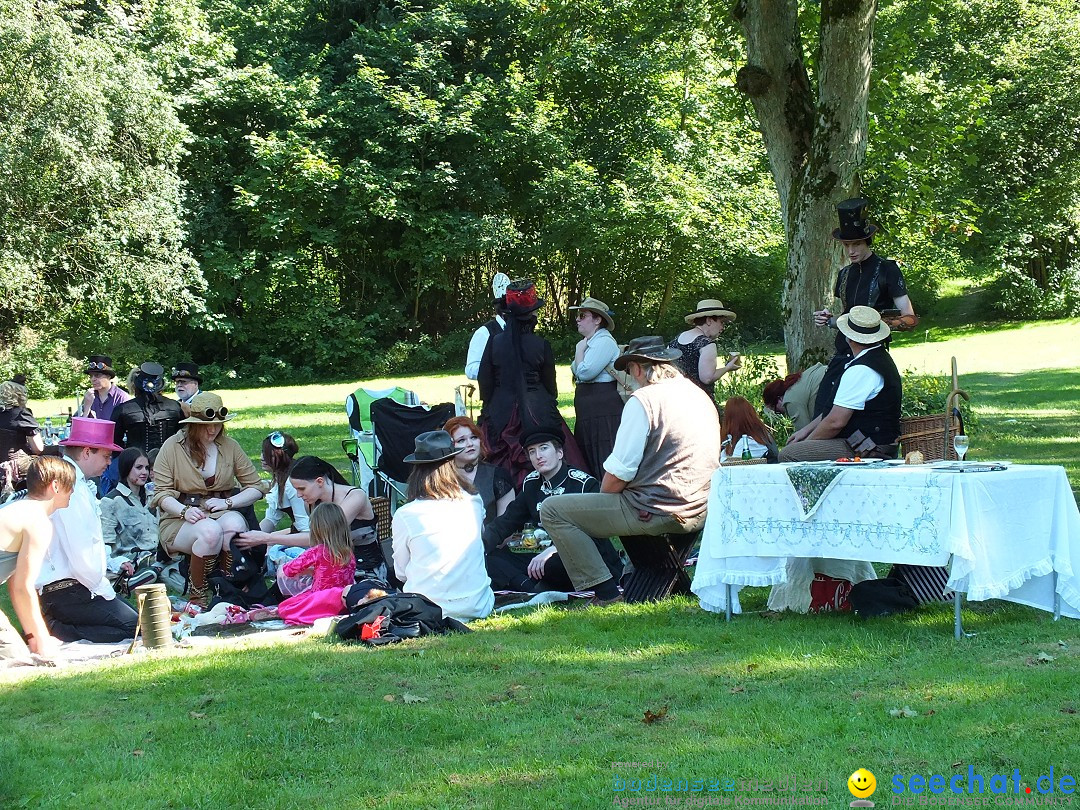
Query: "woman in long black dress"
568 297 623 478
477 280 586 486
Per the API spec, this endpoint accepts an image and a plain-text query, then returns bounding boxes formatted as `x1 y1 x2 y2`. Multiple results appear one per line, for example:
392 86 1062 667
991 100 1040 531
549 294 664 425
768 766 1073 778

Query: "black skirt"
573 381 624 479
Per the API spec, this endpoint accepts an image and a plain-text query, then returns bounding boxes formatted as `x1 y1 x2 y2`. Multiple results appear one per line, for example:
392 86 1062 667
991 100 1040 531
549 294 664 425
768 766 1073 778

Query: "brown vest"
623 376 721 519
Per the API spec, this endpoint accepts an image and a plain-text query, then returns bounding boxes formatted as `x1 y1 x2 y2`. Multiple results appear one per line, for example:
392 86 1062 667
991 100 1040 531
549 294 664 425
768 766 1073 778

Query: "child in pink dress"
277 503 356 625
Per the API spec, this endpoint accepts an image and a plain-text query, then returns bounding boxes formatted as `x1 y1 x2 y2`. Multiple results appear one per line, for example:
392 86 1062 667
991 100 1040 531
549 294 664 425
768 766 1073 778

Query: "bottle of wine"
740 434 752 460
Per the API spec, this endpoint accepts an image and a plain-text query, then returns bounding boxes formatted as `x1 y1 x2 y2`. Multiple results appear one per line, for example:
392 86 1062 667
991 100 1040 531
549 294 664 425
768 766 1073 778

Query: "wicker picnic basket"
720 457 768 467
899 413 960 461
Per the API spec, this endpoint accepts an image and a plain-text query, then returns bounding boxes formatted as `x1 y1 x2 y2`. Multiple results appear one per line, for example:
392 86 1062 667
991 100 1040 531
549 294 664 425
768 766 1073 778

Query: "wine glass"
953 434 969 462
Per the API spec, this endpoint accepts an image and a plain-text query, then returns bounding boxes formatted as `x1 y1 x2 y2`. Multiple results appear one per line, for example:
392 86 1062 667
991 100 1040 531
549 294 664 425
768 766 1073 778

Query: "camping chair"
893 356 971 604
619 530 700 603
369 398 456 507
343 386 420 489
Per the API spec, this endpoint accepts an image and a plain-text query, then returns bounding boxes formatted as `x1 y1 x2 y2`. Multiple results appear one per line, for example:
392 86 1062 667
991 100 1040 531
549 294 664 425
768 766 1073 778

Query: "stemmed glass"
953 434 969 462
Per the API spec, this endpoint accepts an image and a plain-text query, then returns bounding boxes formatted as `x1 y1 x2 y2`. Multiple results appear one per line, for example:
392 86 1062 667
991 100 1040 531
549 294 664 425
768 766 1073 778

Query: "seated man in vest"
540 337 721 606
0 456 74 666
483 426 622 593
780 307 902 462
36 418 139 643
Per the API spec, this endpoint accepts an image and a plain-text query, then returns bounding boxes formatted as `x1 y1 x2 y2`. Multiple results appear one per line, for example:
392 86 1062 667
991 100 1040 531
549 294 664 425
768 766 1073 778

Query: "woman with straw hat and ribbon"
391 430 494 622
567 296 623 478
150 392 266 608
667 299 742 408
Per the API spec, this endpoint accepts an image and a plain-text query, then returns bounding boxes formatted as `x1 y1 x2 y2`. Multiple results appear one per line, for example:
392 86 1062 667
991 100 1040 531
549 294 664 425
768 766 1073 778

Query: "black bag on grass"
849 577 919 618
335 591 470 645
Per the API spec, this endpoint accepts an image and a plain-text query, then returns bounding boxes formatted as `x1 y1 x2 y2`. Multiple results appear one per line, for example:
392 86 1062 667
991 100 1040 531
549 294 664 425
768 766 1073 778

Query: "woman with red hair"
761 363 827 432
442 416 514 525
720 397 778 463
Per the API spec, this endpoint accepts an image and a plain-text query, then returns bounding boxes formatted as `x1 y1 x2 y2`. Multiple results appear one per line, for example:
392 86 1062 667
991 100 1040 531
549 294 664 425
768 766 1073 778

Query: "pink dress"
277 545 356 625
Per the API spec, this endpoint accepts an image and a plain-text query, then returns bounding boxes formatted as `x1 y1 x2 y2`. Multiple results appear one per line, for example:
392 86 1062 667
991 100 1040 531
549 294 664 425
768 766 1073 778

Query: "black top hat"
832 198 878 241
137 362 166 394
520 425 564 449
613 336 682 371
171 362 202 384
85 355 116 377
404 430 462 464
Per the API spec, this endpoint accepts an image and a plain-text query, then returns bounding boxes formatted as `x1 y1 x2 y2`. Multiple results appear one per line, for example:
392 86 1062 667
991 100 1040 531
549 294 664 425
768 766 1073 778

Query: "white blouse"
264 479 310 531
392 494 494 622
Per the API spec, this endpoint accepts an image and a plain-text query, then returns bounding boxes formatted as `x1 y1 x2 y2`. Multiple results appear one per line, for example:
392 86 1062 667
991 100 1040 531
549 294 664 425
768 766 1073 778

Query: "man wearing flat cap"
540 337 721 606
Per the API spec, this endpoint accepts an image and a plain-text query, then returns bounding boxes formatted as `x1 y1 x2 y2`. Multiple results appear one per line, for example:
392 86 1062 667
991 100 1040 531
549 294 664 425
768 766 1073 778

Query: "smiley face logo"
848 769 877 799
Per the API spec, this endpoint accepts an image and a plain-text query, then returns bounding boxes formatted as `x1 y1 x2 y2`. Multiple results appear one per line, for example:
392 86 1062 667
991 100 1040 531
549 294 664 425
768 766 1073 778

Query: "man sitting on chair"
780 307 902 462
540 336 721 606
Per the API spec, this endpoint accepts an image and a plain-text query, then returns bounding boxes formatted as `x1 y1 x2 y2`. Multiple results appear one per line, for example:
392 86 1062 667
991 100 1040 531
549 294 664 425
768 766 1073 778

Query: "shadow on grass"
1 598 1076 808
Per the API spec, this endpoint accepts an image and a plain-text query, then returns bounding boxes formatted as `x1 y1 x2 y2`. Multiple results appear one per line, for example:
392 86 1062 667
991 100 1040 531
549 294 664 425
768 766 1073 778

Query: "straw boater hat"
85 355 117 378
179 392 234 424
832 198 878 241
403 430 462 464
684 299 736 324
836 306 891 344
60 417 123 452
568 297 615 332
613 336 681 371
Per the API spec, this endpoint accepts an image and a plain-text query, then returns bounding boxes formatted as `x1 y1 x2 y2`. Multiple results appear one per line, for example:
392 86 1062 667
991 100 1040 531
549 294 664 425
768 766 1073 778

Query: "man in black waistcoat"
482 426 622 593
781 307 902 462
111 362 184 455
811 198 916 419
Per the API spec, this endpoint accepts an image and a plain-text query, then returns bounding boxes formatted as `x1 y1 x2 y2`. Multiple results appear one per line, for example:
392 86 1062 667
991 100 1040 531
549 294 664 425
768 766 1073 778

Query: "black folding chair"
619 531 700 603
370 398 456 504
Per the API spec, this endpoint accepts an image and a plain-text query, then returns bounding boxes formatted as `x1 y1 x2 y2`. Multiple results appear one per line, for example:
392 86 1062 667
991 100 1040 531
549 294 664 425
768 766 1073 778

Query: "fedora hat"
171 362 202 384
505 280 544 316
568 297 615 331
684 299 736 324
60 417 123 452
613 336 682 371
85 355 116 377
832 198 878 241
836 306 891 344
179 392 234 424
404 430 462 464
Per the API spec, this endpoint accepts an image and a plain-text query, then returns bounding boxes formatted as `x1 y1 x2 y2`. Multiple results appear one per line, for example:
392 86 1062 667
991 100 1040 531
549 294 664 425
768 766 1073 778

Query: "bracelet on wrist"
180 505 189 519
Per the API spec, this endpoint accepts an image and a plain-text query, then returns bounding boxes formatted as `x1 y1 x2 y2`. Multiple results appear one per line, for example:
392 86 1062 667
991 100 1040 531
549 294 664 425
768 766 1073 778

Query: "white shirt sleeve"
603 397 649 481
287 481 310 532
833 365 884 410
465 315 504 380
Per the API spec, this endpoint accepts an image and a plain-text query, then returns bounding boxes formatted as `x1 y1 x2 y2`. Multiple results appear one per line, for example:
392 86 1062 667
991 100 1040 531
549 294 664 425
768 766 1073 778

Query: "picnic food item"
835 457 863 463
905 450 925 465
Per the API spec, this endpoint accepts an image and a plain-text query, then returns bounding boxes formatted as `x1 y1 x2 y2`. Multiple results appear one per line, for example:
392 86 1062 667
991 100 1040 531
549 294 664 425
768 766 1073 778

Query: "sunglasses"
268 431 285 448
87 361 111 371
194 407 229 420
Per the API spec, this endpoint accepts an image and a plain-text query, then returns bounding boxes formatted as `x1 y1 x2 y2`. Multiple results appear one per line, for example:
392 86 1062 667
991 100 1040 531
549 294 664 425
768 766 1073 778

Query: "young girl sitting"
276 503 357 626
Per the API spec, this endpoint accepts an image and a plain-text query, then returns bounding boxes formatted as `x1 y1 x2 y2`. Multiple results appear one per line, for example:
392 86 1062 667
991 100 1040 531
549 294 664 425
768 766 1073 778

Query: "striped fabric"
888 564 953 604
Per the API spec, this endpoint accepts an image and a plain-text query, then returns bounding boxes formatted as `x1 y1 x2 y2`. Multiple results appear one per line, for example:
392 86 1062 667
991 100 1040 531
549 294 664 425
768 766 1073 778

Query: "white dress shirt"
833 346 886 410
464 315 506 380
37 456 116 599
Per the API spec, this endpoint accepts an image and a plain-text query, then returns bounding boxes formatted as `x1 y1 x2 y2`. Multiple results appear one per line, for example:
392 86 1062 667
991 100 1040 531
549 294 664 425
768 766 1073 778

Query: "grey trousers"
540 493 702 591
779 438 852 463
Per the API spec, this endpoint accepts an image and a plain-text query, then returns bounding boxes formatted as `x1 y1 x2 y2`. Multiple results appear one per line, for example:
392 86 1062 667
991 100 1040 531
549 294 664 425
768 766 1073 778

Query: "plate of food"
833 457 884 465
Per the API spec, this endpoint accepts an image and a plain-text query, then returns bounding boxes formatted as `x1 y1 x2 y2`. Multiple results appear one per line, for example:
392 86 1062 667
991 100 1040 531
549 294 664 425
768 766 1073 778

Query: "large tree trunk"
733 0 876 371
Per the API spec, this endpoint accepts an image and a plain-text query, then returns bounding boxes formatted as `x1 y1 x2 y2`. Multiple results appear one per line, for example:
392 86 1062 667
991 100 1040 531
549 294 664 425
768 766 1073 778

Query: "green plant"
0 328 83 399
901 368 978 433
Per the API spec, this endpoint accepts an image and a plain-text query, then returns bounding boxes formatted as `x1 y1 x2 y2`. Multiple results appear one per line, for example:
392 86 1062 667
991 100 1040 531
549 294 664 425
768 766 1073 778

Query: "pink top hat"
59 417 123 452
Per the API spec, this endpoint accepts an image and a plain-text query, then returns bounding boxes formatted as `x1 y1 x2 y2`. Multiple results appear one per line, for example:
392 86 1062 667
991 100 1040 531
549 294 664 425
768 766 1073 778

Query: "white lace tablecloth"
691 463 1080 618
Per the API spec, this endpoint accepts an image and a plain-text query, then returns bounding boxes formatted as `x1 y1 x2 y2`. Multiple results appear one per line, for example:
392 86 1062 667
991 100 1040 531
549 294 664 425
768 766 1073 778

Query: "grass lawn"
4 317 1078 809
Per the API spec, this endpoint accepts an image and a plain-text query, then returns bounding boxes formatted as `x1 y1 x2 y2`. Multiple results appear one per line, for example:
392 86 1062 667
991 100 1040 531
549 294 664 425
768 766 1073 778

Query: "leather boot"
187 554 211 609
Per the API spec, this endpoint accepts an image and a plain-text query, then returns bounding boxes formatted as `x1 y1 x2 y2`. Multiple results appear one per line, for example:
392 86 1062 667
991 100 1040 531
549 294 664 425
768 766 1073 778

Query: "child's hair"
308 502 355 568
262 431 299 503
26 455 76 497
721 396 774 448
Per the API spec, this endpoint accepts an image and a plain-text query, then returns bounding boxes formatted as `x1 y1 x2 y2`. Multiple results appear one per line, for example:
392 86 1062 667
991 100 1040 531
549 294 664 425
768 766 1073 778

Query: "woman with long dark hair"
392 431 493 622
100 447 158 578
477 280 586 485
257 431 308 534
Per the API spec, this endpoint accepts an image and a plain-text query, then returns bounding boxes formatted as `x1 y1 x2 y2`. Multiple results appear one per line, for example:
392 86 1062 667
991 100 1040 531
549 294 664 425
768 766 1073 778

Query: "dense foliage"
1 0 1078 395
